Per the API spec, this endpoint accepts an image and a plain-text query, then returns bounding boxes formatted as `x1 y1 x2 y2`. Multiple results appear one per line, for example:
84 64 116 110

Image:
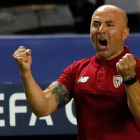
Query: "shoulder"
72 56 95 67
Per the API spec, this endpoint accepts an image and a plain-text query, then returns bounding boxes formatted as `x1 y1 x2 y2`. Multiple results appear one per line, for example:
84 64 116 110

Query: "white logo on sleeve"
77 76 89 83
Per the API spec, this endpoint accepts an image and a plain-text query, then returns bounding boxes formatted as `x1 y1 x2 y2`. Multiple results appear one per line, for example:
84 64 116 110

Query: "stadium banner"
0 82 77 136
0 34 139 136
0 34 140 83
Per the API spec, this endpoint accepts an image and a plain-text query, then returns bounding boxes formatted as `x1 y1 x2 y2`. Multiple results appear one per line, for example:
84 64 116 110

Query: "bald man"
13 5 140 140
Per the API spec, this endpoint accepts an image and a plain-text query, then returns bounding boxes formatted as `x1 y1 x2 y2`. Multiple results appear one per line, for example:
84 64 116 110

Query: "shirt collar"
94 46 130 67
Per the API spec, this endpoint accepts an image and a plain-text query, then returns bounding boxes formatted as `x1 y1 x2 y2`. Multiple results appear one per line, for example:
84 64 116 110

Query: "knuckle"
126 53 131 56
16 57 22 62
119 59 123 63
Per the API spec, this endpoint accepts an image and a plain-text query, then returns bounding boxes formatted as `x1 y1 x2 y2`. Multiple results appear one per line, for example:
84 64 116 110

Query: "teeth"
100 46 107 48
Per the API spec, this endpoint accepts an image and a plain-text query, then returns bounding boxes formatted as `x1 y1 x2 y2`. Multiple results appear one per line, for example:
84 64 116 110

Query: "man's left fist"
116 53 136 81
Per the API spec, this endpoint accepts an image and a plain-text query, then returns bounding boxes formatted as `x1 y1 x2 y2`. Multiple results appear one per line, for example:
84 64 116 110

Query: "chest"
73 63 126 95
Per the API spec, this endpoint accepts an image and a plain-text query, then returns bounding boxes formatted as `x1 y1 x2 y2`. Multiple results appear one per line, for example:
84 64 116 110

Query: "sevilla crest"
113 75 123 88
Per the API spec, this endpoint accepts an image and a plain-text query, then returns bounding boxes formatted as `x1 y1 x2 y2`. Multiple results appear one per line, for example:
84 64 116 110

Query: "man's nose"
98 24 106 34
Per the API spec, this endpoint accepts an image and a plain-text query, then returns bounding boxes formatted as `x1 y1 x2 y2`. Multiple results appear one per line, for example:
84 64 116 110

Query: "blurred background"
0 0 139 35
0 0 139 140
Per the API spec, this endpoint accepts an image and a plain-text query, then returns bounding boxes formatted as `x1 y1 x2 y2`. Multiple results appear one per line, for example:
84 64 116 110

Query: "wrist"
123 75 137 85
20 70 31 79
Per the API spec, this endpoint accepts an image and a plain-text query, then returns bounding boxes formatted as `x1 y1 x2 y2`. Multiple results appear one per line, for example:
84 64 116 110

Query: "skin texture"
90 4 129 60
13 46 71 117
44 81 71 109
13 5 140 120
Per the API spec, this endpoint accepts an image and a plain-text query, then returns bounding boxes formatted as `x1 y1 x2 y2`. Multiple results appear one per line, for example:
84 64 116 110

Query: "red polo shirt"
56 46 140 140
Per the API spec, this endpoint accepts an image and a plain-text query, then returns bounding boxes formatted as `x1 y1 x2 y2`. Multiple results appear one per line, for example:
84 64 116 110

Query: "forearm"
20 70 56 117
125 80 140 120
13 46 57 117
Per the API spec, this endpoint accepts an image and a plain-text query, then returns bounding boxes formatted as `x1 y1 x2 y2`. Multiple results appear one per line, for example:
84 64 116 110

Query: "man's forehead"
92 14 116 23
91 5 127 27
93 5 121 17
92 9 121 22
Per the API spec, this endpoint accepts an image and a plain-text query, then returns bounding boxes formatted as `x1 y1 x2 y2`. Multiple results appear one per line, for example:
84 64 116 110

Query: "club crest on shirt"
113 75 123 88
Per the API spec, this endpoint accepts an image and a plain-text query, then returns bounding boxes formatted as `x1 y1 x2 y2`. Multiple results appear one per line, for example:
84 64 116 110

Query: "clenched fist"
12 46 32 77
116 53 136 81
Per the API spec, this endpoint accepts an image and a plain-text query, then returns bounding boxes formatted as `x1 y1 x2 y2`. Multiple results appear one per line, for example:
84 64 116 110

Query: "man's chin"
97 52 109 60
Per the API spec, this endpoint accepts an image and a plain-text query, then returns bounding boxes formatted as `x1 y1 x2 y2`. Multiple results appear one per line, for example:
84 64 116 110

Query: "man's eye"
107 24 114 26
93 23 100 27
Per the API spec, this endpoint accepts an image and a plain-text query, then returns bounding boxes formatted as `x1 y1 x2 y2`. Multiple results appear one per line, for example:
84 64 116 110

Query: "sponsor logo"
77 76 89 83
113 75 123 88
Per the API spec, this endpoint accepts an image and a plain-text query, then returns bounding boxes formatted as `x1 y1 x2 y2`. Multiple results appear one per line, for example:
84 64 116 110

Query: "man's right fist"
12 46 32 76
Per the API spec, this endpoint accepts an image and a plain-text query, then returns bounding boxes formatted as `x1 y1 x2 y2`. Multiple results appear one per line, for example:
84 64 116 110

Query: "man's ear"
123 28 130 41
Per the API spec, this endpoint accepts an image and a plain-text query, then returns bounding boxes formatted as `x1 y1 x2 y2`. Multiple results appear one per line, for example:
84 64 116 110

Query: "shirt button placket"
99 67 105 77
101 67 105 71
99 73 103 77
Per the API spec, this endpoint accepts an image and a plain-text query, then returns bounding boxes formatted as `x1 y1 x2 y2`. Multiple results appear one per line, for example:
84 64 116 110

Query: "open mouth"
98 39 108 50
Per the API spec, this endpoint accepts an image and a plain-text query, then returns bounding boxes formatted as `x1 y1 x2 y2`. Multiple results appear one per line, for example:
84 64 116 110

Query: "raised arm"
116 53 140 120
13 46 72 117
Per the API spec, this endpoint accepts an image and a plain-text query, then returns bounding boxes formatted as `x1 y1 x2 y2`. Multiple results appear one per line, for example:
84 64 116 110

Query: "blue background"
0 34 139 136
0 34 140 83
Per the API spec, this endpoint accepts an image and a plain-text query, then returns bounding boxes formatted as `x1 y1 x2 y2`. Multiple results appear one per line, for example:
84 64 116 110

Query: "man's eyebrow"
105 20 115 24
92 19 100 22
92 19 100 23
92 19 115 23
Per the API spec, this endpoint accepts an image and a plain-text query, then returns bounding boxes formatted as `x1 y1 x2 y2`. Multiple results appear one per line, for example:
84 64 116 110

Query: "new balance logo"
77 76 89 83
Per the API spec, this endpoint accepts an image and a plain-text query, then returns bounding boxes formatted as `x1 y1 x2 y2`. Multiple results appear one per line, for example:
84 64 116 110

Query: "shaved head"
94 5 128 27
90 4 130 60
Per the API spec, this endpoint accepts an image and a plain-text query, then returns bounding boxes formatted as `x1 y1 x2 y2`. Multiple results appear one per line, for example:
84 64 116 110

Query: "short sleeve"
56 63 75 96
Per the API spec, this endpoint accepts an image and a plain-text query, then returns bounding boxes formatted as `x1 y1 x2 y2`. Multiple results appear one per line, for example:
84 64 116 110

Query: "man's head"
90 4 129 60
